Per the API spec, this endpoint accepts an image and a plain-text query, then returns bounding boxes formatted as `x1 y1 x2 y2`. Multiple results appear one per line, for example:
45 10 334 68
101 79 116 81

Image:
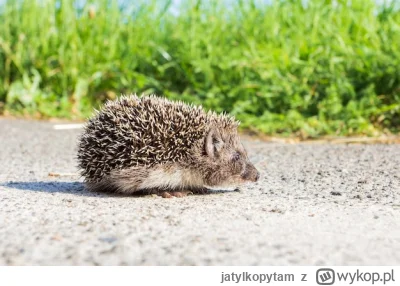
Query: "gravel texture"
0 118 399 265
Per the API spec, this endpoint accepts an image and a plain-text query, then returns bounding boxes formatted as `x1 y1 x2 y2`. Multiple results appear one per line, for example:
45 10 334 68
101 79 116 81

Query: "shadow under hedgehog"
77 95 259 198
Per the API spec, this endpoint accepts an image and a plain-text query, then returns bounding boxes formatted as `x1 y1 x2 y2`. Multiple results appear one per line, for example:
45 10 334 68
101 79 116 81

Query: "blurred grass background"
0 0 399 137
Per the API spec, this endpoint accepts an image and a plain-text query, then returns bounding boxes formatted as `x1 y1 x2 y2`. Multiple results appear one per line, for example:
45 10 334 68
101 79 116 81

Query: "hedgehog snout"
241 163 260 182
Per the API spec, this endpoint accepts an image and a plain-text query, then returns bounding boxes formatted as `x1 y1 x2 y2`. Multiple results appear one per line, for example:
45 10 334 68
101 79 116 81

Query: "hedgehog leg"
159 190 193 198
160 191 173 198
168 189 209 197
171 191 193 197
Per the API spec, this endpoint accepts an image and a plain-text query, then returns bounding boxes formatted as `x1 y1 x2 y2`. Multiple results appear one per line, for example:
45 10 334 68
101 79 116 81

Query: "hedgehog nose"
243 164 260 182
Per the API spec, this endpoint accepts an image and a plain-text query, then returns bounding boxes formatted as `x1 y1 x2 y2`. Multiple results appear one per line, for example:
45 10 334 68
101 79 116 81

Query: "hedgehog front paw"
160 191 173 198
159 191 193 198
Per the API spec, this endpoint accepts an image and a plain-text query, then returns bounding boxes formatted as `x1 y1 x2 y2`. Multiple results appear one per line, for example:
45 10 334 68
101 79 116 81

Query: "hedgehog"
77 94 259 198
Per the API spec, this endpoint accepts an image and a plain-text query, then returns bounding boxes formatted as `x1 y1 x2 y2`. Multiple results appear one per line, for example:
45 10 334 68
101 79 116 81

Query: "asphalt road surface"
0 118 399 265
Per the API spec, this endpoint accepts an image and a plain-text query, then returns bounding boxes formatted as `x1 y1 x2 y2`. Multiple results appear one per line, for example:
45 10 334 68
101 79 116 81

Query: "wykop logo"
316 268 335 285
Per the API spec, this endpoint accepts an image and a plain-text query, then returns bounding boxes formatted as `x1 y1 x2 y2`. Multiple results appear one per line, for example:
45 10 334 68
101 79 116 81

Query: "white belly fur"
138 167 203 190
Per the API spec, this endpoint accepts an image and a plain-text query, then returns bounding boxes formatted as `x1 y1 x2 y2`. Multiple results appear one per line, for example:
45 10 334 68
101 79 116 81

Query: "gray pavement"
0 118 399 265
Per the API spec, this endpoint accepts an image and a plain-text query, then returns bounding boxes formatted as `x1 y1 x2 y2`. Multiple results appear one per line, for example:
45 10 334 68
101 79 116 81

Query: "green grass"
0 0 399 137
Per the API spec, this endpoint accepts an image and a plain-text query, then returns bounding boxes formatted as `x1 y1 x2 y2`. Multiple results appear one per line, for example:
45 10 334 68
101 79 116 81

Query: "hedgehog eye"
232 152 241 162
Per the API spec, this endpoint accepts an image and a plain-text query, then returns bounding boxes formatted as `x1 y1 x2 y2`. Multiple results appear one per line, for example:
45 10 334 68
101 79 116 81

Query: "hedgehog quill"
77 95 259 198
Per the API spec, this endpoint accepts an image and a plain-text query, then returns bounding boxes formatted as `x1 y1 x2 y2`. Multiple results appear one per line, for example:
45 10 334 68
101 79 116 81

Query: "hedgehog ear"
205 128 224 158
